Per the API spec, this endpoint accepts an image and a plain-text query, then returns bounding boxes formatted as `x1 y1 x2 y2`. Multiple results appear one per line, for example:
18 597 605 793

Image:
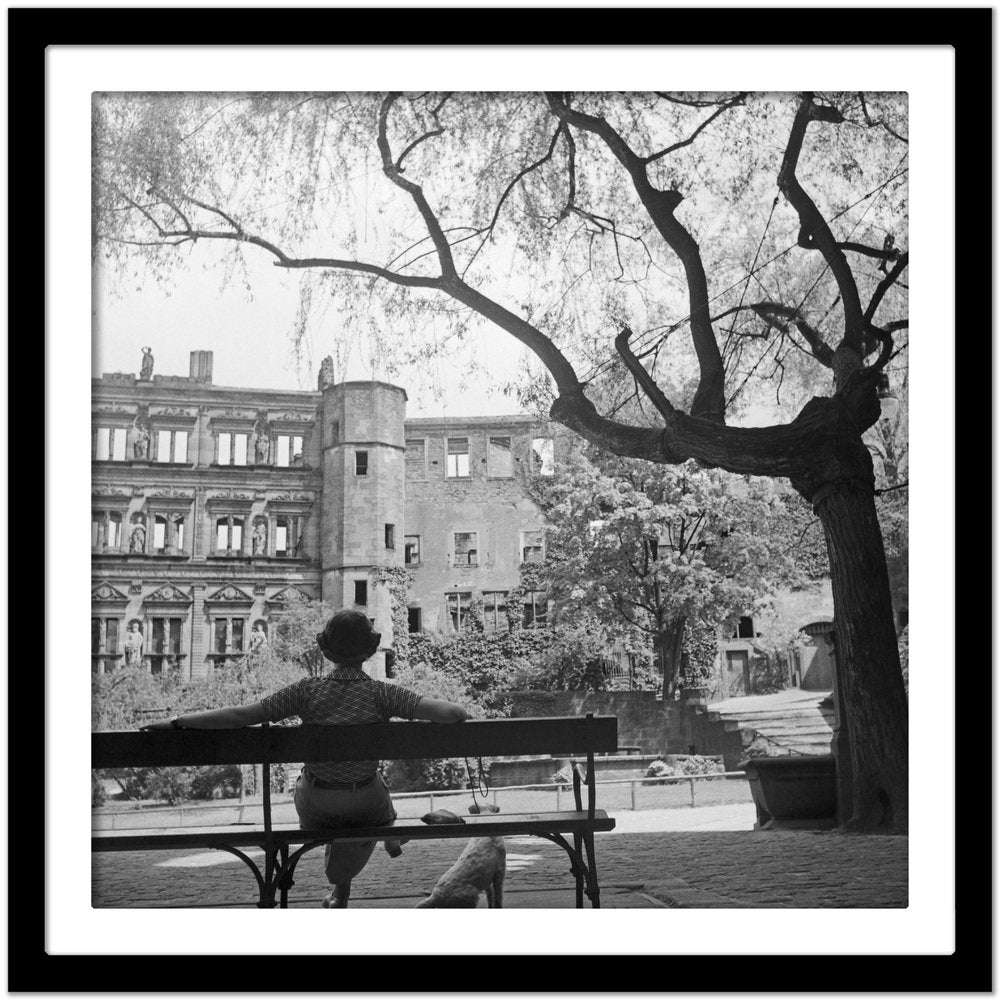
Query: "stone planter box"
739 754 837 830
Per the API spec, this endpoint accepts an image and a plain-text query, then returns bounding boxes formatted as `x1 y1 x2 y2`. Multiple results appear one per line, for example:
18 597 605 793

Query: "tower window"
385 524 395 549
354 580 368 606
355 451 369 476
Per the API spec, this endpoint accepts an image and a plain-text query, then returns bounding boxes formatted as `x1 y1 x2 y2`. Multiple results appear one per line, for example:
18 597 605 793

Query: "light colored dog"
415 803 506 908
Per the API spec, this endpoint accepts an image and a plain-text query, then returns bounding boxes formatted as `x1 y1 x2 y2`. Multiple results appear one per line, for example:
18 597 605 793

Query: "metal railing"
93 771 748 830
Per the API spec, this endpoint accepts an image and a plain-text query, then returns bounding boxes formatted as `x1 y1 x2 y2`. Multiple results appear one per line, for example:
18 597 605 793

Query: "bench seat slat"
92 810 616 851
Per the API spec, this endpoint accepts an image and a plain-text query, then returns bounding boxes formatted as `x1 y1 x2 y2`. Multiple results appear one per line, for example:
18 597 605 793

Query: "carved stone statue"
139 347 154 380
132 414 150 460
318 356 335 390
124 621 144 667
255 429 270 464
252 518 267 555
129 521 146 553
250 621 269 655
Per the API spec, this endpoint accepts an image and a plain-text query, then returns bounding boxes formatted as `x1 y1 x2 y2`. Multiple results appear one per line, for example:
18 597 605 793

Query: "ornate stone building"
92 350 553 681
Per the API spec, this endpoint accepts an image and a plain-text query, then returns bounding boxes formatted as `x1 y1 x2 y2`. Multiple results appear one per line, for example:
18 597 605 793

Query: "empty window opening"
354 580 368 606
446 592 472 632
447 438 470 478
385 524 395 549
454 532 478 566
217 432 249 466
408 607 422 633
215 517 244 554
404 535 421 565
276 434 304 467
521 530 544 563
96 427 128 462
483 591 509 631
523 590 548 628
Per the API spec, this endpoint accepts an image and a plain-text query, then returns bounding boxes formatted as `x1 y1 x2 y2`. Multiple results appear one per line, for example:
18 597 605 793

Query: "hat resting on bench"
317 610 382 663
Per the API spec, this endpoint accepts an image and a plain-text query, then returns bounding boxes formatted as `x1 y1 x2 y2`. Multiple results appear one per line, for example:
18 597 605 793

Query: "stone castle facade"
92 350 553 681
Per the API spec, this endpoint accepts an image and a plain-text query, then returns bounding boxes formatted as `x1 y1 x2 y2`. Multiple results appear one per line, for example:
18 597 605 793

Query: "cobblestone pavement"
92 827 907 910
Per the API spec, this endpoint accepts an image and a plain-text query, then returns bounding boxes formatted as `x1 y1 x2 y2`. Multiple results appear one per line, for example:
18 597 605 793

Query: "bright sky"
94 239 534 419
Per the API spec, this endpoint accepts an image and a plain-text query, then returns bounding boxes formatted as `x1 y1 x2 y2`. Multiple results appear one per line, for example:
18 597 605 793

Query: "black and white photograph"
89 83 914 914
14 6 983 986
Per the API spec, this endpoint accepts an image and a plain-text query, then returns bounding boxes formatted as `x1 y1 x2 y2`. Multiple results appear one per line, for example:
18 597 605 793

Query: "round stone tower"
319 379 407 680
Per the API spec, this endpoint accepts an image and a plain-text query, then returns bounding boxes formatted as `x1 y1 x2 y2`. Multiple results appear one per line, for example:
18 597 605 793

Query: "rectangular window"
275 519 289 557
92 512 123 551
355 451 369 476
454 531 478 566
153 515 167 553
482 591 508 631
521 529 544 563
404 535 420 565
173 516 185 552
405 438 426 479
215 517 244 554
446 591 472 632
156 429 189 463
408 608 422 633
446 438 469 478
276 434 304 467
488 436 513 477
531 437 554 476
95 427 127 461
156 430 172 463
523 590 548 628
91 617 121 672
734 616 755 639
232 619 245 652
354 580 368 606
385 523 395 549
214 619 228 653
217 432 249 466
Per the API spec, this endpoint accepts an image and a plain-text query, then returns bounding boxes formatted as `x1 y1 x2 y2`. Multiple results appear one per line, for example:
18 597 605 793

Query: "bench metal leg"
581 829 602 909
536 832 601 909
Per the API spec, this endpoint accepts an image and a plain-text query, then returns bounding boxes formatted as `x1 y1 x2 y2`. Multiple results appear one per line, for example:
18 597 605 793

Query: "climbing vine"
372 566 413 669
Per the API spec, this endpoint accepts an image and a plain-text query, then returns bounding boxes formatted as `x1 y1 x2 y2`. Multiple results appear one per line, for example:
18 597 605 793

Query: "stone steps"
713 702 834 757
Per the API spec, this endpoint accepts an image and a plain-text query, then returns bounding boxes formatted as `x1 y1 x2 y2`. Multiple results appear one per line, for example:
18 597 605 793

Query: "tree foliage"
528 436 826 695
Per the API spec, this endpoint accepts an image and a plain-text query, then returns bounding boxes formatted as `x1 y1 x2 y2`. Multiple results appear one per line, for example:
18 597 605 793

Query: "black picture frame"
11 5 988 993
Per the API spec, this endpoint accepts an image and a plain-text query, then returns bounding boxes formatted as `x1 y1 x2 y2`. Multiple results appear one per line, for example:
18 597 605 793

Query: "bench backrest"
91 716 619 769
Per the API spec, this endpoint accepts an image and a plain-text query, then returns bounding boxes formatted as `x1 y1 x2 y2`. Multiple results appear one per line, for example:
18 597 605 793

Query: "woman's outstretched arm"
141 703 267 730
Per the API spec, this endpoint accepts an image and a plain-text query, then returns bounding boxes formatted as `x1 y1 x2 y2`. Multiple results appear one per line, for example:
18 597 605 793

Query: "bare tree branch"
778 93 866 365
547 92 726 422
644 92 747 164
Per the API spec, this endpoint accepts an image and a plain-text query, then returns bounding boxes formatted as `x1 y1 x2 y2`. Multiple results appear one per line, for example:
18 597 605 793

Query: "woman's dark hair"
316 610 381 663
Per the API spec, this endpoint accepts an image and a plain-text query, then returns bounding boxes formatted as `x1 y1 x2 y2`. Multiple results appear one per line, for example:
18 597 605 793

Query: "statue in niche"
124 621 144 667
254 413 271 464
139 347 154 380
132 412 150 460
129 519 146 553
252 518 267 555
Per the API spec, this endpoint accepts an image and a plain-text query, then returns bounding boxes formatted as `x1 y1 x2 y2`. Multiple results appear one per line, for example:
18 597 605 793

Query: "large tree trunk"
815 481 908 833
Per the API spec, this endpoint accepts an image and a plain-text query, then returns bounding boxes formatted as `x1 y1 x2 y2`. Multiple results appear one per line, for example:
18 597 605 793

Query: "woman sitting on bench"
141 610 469 907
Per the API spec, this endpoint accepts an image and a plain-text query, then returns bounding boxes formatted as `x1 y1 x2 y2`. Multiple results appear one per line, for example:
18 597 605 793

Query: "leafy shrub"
92 771 108 807
644 759 677 784
551 766 573 789
898 625 908 696
382 757 469 793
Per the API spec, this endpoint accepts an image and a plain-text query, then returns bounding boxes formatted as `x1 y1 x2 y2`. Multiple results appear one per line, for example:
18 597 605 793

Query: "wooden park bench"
92 715 618 909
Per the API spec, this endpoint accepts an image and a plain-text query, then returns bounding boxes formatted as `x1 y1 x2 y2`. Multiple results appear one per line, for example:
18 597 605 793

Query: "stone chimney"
189 350 214 383
318 356 335 391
